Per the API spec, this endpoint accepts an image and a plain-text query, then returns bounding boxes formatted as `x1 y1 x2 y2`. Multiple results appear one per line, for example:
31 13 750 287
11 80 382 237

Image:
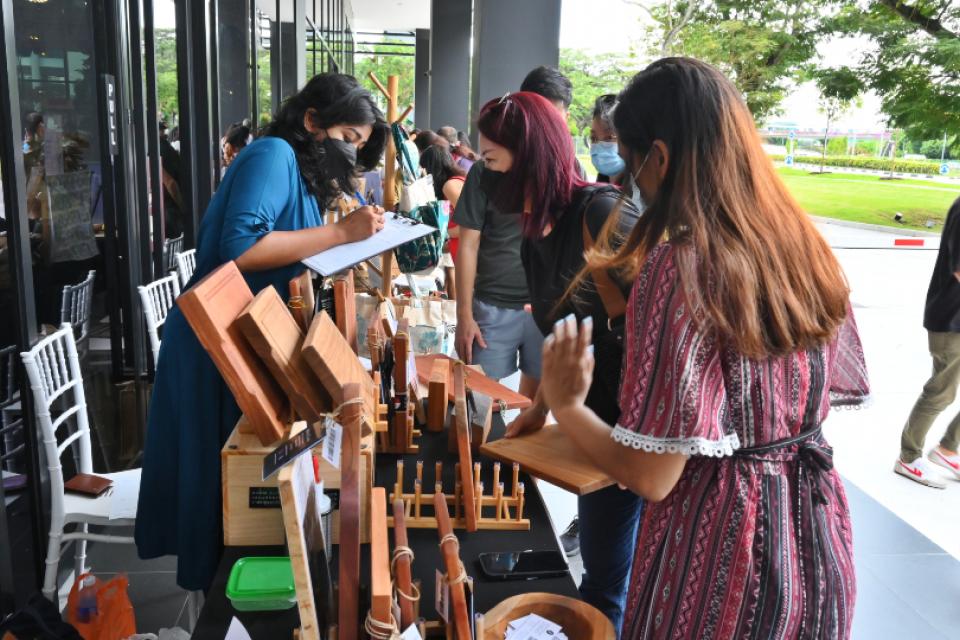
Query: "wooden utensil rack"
386 459 529 531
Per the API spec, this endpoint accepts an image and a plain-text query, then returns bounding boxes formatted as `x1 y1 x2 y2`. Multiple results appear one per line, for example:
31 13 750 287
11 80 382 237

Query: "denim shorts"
469 298 544 380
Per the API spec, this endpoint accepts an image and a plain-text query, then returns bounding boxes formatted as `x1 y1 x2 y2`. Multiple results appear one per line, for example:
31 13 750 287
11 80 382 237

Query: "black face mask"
321 136 358 190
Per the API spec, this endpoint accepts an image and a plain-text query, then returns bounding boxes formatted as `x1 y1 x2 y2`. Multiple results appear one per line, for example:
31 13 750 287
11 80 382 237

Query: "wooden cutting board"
301 311 377 428
236 286 332 423
414 354 532 412
480 425 614 495
177 261 288 445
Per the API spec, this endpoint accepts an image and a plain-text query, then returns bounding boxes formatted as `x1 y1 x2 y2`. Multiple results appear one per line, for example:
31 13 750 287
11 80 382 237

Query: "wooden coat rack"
368 71 413 297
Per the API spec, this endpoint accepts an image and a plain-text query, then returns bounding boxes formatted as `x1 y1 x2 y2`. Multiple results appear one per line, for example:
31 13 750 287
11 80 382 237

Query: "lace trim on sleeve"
610 425 741 458
829 392 873 410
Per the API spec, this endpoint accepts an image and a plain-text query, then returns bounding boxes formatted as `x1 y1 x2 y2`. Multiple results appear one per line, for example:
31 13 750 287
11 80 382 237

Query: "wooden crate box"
222 418 374 546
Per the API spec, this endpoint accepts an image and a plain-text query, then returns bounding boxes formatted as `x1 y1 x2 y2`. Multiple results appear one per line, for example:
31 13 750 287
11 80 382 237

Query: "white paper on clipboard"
301 212 435 276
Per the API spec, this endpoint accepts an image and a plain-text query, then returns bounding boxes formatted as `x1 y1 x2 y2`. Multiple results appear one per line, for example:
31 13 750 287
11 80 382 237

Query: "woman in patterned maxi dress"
538 58 870 640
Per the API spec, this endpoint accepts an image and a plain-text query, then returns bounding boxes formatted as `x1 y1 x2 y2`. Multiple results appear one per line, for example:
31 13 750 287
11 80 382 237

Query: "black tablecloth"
193 414 578 639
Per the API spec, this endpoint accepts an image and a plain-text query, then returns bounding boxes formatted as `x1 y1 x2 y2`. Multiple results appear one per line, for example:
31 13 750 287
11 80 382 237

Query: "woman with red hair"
477 91 645 634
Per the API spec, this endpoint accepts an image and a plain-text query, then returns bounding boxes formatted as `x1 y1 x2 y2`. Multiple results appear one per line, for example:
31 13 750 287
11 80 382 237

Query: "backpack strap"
581 191 627 322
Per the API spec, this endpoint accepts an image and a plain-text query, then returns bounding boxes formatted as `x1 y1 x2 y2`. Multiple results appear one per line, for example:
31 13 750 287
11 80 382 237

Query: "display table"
194 414 578 639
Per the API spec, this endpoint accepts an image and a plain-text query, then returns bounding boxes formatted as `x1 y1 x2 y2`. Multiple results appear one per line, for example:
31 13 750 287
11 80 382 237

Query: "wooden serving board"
278 453 327 640
301 311 377 431
480 425 615 495
236 286 332 423
415 354 532 412
177 261 288 445
338 382 363 640
333 273 358 353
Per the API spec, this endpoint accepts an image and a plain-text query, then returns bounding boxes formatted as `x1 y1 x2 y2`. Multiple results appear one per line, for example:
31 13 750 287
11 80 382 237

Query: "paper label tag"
321 417 343 469
434 569 449 622
399 624 424 640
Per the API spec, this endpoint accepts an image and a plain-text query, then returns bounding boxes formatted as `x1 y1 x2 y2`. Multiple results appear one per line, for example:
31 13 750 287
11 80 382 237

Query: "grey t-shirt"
453 162 529 309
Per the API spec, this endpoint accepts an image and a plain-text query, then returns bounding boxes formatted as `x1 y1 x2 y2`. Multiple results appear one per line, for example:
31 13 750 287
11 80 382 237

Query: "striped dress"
615 243 870 640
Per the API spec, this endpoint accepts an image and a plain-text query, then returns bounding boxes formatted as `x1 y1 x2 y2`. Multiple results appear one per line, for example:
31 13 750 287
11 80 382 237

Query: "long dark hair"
578 58 849 359
419 145 466 200
260 73 388 206
477 91 588 238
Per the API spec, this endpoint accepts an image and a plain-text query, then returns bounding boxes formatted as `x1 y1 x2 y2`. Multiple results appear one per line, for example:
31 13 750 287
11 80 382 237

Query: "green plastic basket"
225 556 297 612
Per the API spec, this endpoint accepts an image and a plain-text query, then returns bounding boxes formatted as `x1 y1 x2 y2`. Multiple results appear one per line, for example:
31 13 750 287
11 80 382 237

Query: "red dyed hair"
477 91 589 238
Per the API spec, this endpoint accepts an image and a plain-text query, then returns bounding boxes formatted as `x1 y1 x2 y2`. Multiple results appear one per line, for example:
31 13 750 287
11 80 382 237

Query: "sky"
558 0 889 133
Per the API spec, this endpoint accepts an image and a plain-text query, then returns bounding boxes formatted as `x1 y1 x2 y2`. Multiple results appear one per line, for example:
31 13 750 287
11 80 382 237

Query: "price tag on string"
434 569 449 622
321 417 343 469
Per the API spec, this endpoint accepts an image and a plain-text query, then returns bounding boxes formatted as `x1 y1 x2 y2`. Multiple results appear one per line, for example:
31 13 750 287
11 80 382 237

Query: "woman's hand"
505 403 547 438
336 205 385 243
541 315 594 416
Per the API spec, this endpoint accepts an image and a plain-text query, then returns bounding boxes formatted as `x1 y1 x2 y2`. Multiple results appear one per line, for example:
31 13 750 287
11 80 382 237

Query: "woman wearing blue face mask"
590 94 626 184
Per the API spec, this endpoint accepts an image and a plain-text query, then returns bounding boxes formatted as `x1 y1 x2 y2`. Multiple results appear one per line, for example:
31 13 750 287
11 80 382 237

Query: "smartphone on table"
477 549 569 580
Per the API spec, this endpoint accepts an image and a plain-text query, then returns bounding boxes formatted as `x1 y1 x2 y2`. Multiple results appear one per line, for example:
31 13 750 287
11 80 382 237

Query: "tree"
829 1 959 155
559 48 641 140
625 0 702 55
352 40 415 123
813 67 862 172
636 0 847 121
155 29 179 121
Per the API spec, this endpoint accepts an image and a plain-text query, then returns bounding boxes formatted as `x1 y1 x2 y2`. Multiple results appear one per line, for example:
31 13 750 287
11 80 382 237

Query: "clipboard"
301 212 434 276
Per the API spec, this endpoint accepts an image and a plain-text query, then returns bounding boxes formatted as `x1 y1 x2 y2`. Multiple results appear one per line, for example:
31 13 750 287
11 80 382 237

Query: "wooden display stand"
389 363 528 531
221 418 374 546
387 459 528 532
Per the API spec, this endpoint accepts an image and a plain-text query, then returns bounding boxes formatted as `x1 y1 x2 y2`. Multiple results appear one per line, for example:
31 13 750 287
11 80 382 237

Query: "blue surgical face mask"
590 141 625 177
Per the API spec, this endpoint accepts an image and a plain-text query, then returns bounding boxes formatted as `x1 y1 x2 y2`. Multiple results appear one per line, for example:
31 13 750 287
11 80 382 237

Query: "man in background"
895 195 960 488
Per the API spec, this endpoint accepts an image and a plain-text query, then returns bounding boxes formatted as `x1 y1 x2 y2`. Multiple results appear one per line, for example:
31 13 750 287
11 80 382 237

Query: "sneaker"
560 517 580 557
928 448 960 481
894 457 947 489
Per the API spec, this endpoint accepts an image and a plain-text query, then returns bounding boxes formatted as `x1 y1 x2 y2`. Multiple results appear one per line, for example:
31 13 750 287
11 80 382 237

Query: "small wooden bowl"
483 592 615 640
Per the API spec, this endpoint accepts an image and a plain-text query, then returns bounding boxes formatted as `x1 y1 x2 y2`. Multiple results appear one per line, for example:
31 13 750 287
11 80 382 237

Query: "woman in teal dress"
135 73 389 591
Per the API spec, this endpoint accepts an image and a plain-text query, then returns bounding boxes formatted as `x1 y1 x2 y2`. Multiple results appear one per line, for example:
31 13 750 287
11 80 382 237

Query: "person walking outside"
895 195 960 488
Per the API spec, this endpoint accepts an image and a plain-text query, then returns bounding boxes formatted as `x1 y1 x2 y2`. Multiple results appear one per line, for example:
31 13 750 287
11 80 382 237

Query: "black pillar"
414 28 430 130
470 0 561 134
218 0 251 130
428 0 471 131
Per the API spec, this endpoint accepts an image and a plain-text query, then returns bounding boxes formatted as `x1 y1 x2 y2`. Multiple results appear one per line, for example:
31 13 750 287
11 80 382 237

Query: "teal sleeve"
219 140 296 261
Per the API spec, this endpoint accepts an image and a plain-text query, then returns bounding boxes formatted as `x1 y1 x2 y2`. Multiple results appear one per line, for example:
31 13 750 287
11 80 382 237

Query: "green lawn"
776 168 960 231
578 158 959 232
